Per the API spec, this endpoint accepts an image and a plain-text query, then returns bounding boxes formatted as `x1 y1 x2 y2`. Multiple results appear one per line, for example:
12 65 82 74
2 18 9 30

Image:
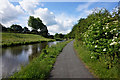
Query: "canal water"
0 41 63 78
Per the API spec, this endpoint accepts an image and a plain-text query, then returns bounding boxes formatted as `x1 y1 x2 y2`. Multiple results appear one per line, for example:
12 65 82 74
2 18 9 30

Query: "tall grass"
74 40 120 78
1 32 54 47
11 40 70 79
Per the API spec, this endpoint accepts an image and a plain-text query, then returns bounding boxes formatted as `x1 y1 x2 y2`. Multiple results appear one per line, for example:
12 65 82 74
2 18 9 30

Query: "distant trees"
23 27 30 33
54 33 65 39
10 24 23 33
1 16 49 37
28 16 48 37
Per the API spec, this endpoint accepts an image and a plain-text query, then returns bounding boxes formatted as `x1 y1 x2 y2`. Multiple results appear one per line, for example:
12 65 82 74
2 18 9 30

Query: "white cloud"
47 13 77 35
33 8 57 26
0 0 78 35
0 0 24 27
76 3 92 12
19 0 40 14
76 2 94 18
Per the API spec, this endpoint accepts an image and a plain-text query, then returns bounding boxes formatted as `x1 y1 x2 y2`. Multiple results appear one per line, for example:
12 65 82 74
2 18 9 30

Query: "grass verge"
10 40 70 79
1 32 54 47
74 40 120 79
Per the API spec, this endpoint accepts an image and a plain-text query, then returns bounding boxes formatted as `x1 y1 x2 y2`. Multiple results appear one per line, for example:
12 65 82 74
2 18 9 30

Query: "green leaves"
70 8 120 69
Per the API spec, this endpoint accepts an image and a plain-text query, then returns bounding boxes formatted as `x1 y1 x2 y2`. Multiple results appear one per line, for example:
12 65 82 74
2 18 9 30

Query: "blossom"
91 56 94 59
107 16 110 18
103 48 106 51
103 27 105 30
91 52 93 54
105 32 107 35
118 41 120 44
119 49 120 51
116 33 118 36
113 28 116 31
112 39 114 41
113 37 117 39
106 26 108 29
95 45 97 48
110 30 113 33
110 42 117 46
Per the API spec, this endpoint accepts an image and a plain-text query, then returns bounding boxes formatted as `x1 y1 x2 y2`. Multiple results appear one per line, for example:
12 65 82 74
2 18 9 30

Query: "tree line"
67 6 119 69
1 16 65 39
1 16 49 37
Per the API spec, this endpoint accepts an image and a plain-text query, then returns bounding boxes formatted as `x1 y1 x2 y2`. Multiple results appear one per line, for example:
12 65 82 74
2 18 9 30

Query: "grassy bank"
11 40 70 79
74 40 119 78
1 32 54 47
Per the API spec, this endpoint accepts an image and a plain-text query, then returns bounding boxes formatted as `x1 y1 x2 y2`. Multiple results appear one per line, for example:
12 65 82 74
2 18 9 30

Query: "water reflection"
1 41 62 78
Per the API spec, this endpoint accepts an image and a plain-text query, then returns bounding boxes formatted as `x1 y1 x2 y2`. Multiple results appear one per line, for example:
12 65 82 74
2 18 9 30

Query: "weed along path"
49 40 94 78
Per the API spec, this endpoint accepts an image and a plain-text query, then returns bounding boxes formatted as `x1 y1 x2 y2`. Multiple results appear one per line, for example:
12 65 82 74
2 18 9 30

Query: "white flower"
113 37 117 39
113 28 116 31
83 42 85 44
107 16 110 18
103 48 106 51
98 21 100 23
95 45 97 48
106 26 108 29
103 27 105 30
112 39 114 41
91 56 94 59
116 33 118 36
110 42 117 46
91 52 93 54
110 30 113 33
105 32 107 35
119 49 120 51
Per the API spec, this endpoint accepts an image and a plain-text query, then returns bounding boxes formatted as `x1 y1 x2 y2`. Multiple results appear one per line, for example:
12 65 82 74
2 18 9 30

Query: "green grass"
74 40 120 79
1 32 54 47
11 40 70 79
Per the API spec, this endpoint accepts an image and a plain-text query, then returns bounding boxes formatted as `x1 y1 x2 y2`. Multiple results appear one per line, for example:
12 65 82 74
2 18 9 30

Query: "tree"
10 24 23 33
54 33 65 39
28 16 48 37
23 27 30 33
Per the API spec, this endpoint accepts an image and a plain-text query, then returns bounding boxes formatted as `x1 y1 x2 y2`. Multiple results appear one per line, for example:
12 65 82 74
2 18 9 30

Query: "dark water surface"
0 41 62 78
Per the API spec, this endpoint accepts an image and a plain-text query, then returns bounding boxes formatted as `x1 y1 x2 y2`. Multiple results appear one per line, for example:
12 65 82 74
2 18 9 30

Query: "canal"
0 41 63 78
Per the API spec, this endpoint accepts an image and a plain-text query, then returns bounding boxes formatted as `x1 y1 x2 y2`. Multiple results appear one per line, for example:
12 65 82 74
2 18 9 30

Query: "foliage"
54 33 65 39
74 40 120 78
10 24 23 33
68 7 120 70
28 16 48 37
23 27 30 33
11 40 70 79
1 32 54 47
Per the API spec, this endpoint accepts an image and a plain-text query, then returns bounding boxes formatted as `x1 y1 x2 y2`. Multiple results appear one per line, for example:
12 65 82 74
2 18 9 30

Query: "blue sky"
0 0 118 35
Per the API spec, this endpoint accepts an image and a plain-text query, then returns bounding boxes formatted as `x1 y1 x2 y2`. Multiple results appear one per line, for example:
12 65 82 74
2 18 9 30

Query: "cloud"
19 0 40 14
0 0 24 27
33 8 57 26
76 2 94 18
76 2 92 12
0 0 78 35
47 13 77 35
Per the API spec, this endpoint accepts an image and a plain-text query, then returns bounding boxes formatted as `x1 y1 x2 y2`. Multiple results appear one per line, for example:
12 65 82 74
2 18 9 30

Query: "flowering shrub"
81 9 120 68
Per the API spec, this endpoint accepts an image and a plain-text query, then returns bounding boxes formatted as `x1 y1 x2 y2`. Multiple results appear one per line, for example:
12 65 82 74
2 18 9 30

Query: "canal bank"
9 40 70 79
1 40 67 78
1 32 54 48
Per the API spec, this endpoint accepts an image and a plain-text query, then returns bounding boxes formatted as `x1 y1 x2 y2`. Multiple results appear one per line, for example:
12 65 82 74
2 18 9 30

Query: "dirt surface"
49 41 94 78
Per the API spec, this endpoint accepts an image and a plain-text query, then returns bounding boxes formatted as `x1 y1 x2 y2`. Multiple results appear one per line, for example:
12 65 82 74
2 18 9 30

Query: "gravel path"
49 40 94 78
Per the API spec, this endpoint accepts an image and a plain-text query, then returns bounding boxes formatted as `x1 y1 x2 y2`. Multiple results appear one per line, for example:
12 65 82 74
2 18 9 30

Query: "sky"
0 0 118 35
